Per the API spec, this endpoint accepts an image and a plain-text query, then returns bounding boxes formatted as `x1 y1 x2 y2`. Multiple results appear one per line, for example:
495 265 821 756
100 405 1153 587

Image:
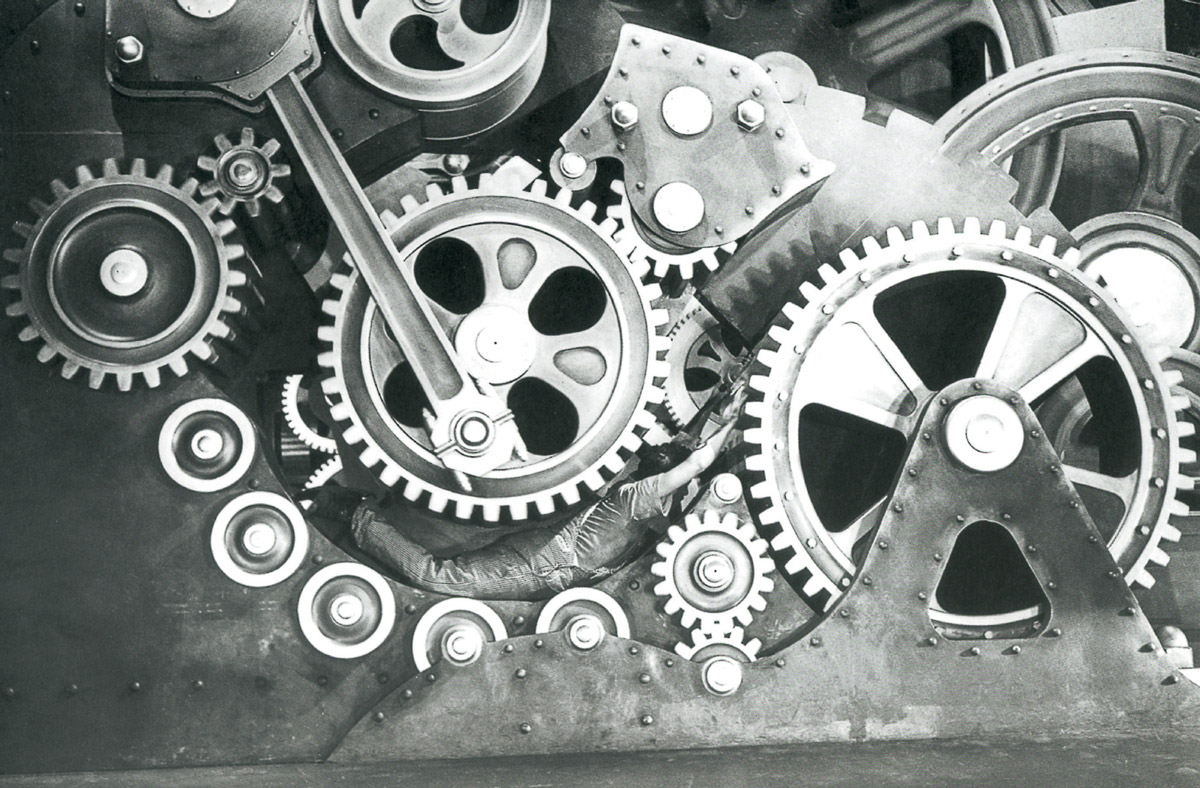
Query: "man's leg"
351 505 585 600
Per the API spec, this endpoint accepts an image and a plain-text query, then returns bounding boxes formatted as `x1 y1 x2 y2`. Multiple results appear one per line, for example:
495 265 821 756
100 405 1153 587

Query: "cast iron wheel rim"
319 176 668 522
317 0 549 107
744 218 1187 632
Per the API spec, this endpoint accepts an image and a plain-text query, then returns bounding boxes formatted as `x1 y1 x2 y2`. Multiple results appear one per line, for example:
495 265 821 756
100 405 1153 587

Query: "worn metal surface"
556 25 834 253
330 378 1200 762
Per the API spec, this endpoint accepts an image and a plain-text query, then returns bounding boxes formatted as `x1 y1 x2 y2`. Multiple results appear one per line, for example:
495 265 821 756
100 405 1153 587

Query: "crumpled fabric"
350 476 670 600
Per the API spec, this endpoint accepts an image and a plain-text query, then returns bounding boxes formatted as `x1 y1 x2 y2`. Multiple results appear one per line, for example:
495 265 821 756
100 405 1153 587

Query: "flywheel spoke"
1127 106 1200 222
1064 464 1137 504
830 498 887 556
1017 335 1107 404
975 278 1039 379
437 2 509 65
358 0 424 56
846 301 930 400
846 0 1009 72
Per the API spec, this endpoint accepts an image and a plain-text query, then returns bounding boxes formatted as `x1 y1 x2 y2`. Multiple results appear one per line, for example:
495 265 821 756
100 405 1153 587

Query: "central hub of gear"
222 152 268 194
566 614 605 650
190 428 226 461
945 394 1024 473
693 550 736 592
441 624 484 665
241 522 278 556
454 305 537 385
329 593 365 627
98 249 149 297
452 411 495 454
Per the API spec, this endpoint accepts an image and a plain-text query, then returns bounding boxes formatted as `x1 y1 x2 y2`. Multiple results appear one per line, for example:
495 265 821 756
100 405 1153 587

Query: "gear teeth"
1014 225 1033 246
963 216 982 236
936 217 956 236
1038 235 1058 255
1162 522 1183 542
817 264 838 285
1060 247 1081 268
860 235 883 257
316 162 668 522
651 510 774 633
987 220 1008 239
282 374 339 454
674 627 761 662
607 179 734 279
5 158 255 391
1132 568 1157 589
304 455 345 490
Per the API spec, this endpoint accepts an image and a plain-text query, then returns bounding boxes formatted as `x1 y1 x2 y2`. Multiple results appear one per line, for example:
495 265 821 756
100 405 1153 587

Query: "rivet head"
810 636 822 647
513 615 526 626
629 580 641 590
1047 628 1062 638
629 646 640 655
891 502 903 514
405 604 417 614
926 636 938 647
839 608 850 618
1 687 14 699
640 714 655 726
665 658 675 667
1008 645 1021 655
967 647 980 656
374 711 385 722
534 639 544 648
878 539 890 549
129 681 142 693
191 679 205 690
503 643 514 653
519 722 533 734
515 668 527 679
917 591 928 600
402 689 414 699
639 673 651 684
426 673 438 683
115 35 144 63
775 658 786 667
65 683 79 695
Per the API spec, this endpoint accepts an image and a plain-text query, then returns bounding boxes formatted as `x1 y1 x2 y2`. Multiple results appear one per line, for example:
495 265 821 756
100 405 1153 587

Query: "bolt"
653 182 705 233
442 154 469 175
115 35 143 63
559 152 587 179
702 656 743 695
736 99 765 131
711 473 742 503
611 101 639 131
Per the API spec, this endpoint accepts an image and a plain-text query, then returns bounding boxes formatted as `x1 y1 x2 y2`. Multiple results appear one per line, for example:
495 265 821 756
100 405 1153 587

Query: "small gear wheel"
196 127 291 217
674 626 762 662
282 373 338 455
608 180 737 280
663 305 744 429
304 454 344 491
651 509 775 632
2 158 254 390
319 171 671 522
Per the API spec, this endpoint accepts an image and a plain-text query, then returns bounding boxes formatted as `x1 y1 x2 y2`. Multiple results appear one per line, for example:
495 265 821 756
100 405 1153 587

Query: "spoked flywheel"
745 218 1193 632
319 174 669 522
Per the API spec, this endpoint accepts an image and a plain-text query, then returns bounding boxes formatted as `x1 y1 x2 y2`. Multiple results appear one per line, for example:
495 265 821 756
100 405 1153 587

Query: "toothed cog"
651 509 775 633
2 158 254 390
743 218 1192 625
318 171 670 522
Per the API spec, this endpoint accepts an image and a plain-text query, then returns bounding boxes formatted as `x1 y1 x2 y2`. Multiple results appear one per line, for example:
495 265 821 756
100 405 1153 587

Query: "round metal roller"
410 598 507 671
158 398 256 493
210 491 309 587
535 588 630 651
298 563 397 659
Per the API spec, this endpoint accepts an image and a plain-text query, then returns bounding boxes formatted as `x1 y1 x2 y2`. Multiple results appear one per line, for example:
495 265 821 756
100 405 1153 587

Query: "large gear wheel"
608 181 737 281
937 49 1200 351
2 158 254 391
745 218 1193 617
651 509 775 633
663 305 744 430
196 127 291 218
319 174 670 522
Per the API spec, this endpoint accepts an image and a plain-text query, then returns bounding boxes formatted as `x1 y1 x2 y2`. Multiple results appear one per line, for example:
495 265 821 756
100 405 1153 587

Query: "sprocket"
744 218 1193 614
2 158 255 390
318 171 671 522
662 305 744 430
651 509 775 633
674 626 762 662
608 180 737 281
196 127 292 218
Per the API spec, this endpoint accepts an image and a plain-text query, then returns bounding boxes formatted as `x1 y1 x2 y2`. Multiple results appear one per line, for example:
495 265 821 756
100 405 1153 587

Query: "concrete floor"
3 734 1200 788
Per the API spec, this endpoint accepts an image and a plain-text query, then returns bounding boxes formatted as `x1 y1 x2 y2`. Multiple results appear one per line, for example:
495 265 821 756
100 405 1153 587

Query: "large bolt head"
329 593 365 627
115 35 144 64
652 182 705 234
566 614 604 650
711 473 742 503
559 152 587 179
441 625 484 665
736 100 765 132
702 655 743 695
611 101 639 132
